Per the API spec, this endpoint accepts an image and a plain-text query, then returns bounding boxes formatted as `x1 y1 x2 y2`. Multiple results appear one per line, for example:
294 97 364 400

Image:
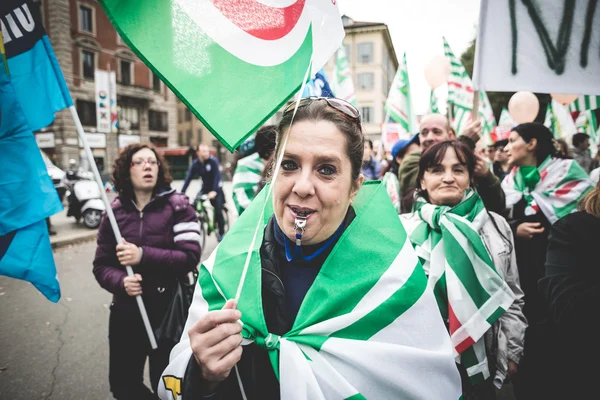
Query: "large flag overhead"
443 37 496 144
101 0 344 152
331 44 356 106
159 182 462 399
0 0 72 302
385 53 414 133
473 0 600 95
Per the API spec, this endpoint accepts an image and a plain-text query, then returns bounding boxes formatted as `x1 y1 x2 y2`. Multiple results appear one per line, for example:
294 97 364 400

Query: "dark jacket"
182 157 222 195
93 188 201 325
537 211 600 399
181 211 354 399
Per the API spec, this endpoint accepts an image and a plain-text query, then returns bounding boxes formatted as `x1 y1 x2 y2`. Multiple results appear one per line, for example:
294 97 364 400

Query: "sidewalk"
50 180 233 249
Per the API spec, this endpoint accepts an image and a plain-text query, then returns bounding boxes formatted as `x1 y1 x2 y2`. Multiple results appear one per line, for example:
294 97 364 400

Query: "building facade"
37 0 177 174
324 15 399 141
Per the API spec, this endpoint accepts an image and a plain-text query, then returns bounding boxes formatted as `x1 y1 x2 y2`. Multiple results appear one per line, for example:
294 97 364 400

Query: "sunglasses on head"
283 96 361 123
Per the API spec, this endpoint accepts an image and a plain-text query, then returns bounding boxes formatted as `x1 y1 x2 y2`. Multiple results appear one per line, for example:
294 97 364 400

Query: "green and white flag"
494 107 517 141
544 100 577 140
331 44 357 106
159 182 462 399
231 152 265 216
100 0 345 151
569 95 600 112
428 89 440 114
503 156 594 224
385 53 414 133
401 191 515 383
443 37 496 144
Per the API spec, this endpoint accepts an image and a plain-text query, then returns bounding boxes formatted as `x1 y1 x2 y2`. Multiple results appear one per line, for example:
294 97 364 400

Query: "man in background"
571 132 592 173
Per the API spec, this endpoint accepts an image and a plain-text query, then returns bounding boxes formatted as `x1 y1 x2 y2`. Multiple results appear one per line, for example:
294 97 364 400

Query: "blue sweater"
181 156 222 194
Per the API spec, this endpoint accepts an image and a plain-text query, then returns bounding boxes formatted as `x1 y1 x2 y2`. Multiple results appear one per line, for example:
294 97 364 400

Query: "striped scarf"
402 191 515 384
502 157 593 224
231 152 265 215
159 182 462 399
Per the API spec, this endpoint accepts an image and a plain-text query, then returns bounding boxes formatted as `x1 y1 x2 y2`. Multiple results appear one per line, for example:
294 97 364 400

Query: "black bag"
154 270 197 344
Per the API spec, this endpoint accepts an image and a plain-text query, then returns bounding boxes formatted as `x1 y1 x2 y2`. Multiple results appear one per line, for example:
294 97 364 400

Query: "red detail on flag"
211 0 306 41
555 180 581 197
540 170 548 180
448 304 475 354
447 81 474 93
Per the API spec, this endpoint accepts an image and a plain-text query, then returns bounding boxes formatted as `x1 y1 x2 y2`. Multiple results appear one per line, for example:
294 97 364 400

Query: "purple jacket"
93 188 201 323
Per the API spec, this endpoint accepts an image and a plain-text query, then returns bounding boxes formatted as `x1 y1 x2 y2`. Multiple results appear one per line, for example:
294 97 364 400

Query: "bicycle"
193 193 230 253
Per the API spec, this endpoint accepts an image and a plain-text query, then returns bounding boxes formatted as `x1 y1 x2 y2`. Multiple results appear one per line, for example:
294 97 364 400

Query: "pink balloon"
508 92 540 124
550 93 579 105
424 55 450 89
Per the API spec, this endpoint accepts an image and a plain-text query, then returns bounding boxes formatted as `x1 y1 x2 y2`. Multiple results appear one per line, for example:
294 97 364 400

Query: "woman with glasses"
93 144 201 400
400 140 526 399
159 98 461 399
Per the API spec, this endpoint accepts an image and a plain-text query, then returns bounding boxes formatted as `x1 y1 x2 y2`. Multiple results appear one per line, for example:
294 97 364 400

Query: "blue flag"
302 68 335 98
0 0 74 302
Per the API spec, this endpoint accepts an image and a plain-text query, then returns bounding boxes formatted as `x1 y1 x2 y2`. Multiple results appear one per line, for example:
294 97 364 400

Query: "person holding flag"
400 140 526 398
501 123 594 399
231 125 276 215
158 97 462 399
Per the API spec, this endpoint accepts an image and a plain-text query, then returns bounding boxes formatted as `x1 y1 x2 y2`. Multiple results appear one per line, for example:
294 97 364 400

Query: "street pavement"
0 179 516 400
0 180 232 400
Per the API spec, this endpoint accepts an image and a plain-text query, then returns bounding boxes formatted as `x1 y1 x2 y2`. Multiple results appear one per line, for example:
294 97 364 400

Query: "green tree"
460 39 550 123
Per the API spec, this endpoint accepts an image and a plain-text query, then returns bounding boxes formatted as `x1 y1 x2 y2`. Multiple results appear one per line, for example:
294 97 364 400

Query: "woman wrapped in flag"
158 97 462 399
400 141 527 398
501 123 593 399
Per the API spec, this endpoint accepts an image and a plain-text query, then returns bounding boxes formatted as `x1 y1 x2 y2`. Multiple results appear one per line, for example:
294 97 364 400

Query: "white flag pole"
69 105 158 350
472 0 488 124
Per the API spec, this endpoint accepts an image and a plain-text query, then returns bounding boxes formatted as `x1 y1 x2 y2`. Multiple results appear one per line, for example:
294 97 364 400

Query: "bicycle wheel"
196 210 208 255
221 207 230 235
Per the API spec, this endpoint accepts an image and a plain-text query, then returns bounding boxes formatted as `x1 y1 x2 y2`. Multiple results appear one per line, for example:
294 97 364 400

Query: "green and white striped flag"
159 182 462 399
385 53 414 133
100 0 345 151
569 95 600 112
331 45 357 106
401 191 515 383
443 37 496 144
428 89 440 114
231 152 265 216
544 100 577 140
503 156 594 224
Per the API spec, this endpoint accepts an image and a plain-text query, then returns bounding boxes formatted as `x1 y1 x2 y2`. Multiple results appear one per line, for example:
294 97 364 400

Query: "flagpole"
69 106 158 350
472 90 480 123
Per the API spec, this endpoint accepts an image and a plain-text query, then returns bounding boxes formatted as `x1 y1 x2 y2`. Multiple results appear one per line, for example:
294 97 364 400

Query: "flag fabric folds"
159 182 462 399
544 100 577 141
301 67 335 98
569 95 600 112
444 37 496 144
231 152 265 216
428 89 440 114
0 0 72 302
385 53 414 134
100 0 344 152
331 44 357 106
403 191 515 383
503 157 594 225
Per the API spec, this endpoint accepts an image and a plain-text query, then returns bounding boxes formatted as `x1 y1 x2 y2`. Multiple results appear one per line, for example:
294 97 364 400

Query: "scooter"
63 169 106 229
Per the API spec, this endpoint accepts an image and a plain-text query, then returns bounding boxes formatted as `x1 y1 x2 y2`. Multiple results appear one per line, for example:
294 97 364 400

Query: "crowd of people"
91 97 598 400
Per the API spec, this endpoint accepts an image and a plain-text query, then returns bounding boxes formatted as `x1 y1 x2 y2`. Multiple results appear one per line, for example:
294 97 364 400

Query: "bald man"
398 114 505 214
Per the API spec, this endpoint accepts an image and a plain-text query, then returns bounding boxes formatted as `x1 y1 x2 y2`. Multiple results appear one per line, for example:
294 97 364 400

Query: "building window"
357 42 373 64
148 110 168 132
357 72 374 90
197 128 203 143
79 5 93 33
76 100 97 126
120 60 132 85
361 106 373 124
185 109 191 121
186 129 192 145
152 72 161 92
82 50 95 80
178 131 183 145
120 105 140 129
178 109 182 123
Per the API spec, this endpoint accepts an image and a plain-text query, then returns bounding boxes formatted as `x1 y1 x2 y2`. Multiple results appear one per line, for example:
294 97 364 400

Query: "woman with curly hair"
93 144 201 399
